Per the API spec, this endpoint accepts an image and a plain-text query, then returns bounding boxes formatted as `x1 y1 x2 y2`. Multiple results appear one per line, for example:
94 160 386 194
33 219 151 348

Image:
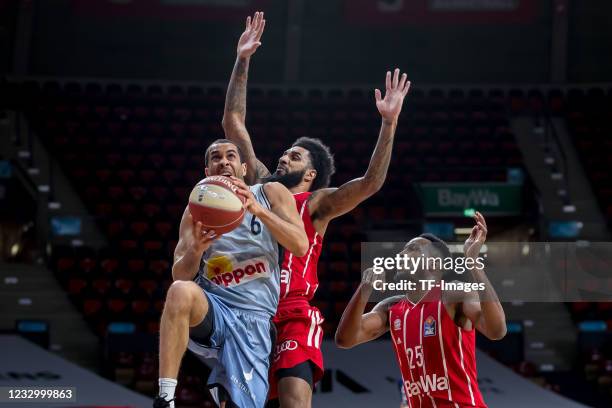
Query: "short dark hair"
419 233 452 259
292 137 335 191
204 139 243 166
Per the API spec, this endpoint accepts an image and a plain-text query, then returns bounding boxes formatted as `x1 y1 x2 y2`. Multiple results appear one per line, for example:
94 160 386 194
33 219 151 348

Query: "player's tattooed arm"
335 269 400 349
231 177 308 257
310 69 410 229
458 212 507 340
172 206 219 281
222 11 271 185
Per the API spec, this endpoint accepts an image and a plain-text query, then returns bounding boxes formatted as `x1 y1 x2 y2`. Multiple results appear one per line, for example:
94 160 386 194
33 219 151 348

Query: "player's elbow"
291 234 309 257
221 113 242 131
171 261 195 282
334 331 356 349
361 176 384 197
486 324 507 341
171 265 183 281
171 265 186 282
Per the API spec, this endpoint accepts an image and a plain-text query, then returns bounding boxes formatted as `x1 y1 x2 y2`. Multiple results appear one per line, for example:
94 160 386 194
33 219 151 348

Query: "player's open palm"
375 68 411 123
464 211 487 261
237 11 266 58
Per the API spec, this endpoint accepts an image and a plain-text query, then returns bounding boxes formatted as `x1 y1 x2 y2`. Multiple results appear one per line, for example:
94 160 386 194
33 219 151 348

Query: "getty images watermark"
362 242 612 302
370 252 486 293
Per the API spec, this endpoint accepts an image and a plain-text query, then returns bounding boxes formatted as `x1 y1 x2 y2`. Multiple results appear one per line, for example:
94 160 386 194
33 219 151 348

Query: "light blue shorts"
187 291 273 408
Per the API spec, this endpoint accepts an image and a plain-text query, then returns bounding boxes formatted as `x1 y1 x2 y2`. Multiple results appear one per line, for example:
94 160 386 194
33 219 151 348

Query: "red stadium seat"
143 203 161 218
138 280 158 296
115 279 134 295
129 221 150 237
67 278 87 296
92 279 111 296
127 259 146 275
56 257 76 274
108 186 125 200
83 299 103 317
107 299 128 316
150 259 171 277
143 240 163 252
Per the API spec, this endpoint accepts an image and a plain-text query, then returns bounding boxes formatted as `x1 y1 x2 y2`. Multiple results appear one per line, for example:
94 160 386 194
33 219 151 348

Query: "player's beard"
266 169 306 189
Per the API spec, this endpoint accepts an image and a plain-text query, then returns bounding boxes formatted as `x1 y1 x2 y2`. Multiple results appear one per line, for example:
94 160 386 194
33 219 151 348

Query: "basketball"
188 176 246 235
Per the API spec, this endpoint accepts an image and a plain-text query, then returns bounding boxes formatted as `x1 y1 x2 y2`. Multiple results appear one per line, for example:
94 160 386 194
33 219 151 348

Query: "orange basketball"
188 176 246 235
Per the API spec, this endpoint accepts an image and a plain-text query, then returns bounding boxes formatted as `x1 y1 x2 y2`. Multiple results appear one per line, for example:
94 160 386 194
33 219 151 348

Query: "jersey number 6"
250 215 261 235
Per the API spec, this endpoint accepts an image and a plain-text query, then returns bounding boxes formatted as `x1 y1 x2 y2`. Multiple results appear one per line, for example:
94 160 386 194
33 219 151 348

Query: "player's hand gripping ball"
188 176 246 235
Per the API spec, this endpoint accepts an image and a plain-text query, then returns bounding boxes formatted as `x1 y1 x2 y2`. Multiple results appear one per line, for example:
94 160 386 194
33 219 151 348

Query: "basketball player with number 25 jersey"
336 213 506 408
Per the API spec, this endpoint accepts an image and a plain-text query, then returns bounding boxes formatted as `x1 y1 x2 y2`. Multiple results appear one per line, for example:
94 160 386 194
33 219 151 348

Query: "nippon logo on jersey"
404 373 449 397
206 253 270 287
394 318 402 331
423 316 436 337
272 340 298 362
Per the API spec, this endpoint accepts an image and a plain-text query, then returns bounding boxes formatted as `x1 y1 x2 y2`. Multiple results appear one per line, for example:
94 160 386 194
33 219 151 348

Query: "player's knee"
278 378 312 408
165 281 196 315
279 393 310 408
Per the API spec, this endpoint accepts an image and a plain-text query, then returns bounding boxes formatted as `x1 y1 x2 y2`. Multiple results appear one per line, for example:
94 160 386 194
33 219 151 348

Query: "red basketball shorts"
268 303 325 400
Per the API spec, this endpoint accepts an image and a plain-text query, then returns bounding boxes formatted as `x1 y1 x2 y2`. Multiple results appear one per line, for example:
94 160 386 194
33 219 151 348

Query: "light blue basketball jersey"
196 183 281 317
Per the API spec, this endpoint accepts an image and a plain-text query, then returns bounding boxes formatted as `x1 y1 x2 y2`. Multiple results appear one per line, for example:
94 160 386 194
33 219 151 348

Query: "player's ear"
304 169 317 183
241 162 247 178
204 167 210 177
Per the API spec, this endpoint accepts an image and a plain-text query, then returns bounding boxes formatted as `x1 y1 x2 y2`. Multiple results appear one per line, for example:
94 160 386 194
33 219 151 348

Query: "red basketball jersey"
278 192 323 302
388 288 487 408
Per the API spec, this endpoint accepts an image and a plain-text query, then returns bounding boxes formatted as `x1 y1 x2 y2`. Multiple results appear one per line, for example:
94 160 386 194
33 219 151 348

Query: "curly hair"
292 137 336 191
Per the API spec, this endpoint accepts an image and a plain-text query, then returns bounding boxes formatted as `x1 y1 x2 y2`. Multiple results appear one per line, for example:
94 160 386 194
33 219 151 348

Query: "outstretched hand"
375 68 411 124
237 11 266 59
464 211 488 261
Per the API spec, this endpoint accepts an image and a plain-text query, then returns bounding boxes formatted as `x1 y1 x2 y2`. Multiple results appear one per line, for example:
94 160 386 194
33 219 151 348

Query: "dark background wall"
568 1 612 82
0 0 18 75
299 0 552 84
12 0 612 84
30 0 288 82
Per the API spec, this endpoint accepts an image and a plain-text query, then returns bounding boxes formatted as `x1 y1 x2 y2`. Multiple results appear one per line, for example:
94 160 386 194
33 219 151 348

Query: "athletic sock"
158 378 177 408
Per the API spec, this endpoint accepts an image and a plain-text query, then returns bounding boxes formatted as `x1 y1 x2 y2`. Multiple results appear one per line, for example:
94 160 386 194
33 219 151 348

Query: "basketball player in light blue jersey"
155 139 309 408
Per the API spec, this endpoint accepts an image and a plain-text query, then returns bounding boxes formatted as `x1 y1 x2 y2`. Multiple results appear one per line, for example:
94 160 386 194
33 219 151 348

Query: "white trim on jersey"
307 309 323 349
390 308 413 408
420 305 437 408
457 328 476 406
307 310 315 347
282 256 294 299
437 301 453 403
302 233 319 278
403 305 419 408
313 311 323 349
282 199 309 299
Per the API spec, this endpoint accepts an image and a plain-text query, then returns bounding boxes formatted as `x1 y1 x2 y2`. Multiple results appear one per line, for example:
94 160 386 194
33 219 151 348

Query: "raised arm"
222 11 270 185
231 177 308 257
172 206 218 281
335 268 397 349
459 212 507 340
311 69 411 226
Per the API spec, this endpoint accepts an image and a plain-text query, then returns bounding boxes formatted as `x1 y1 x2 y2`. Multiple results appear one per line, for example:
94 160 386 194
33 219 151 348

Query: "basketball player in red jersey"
335 212 506 408
221 11 411 408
